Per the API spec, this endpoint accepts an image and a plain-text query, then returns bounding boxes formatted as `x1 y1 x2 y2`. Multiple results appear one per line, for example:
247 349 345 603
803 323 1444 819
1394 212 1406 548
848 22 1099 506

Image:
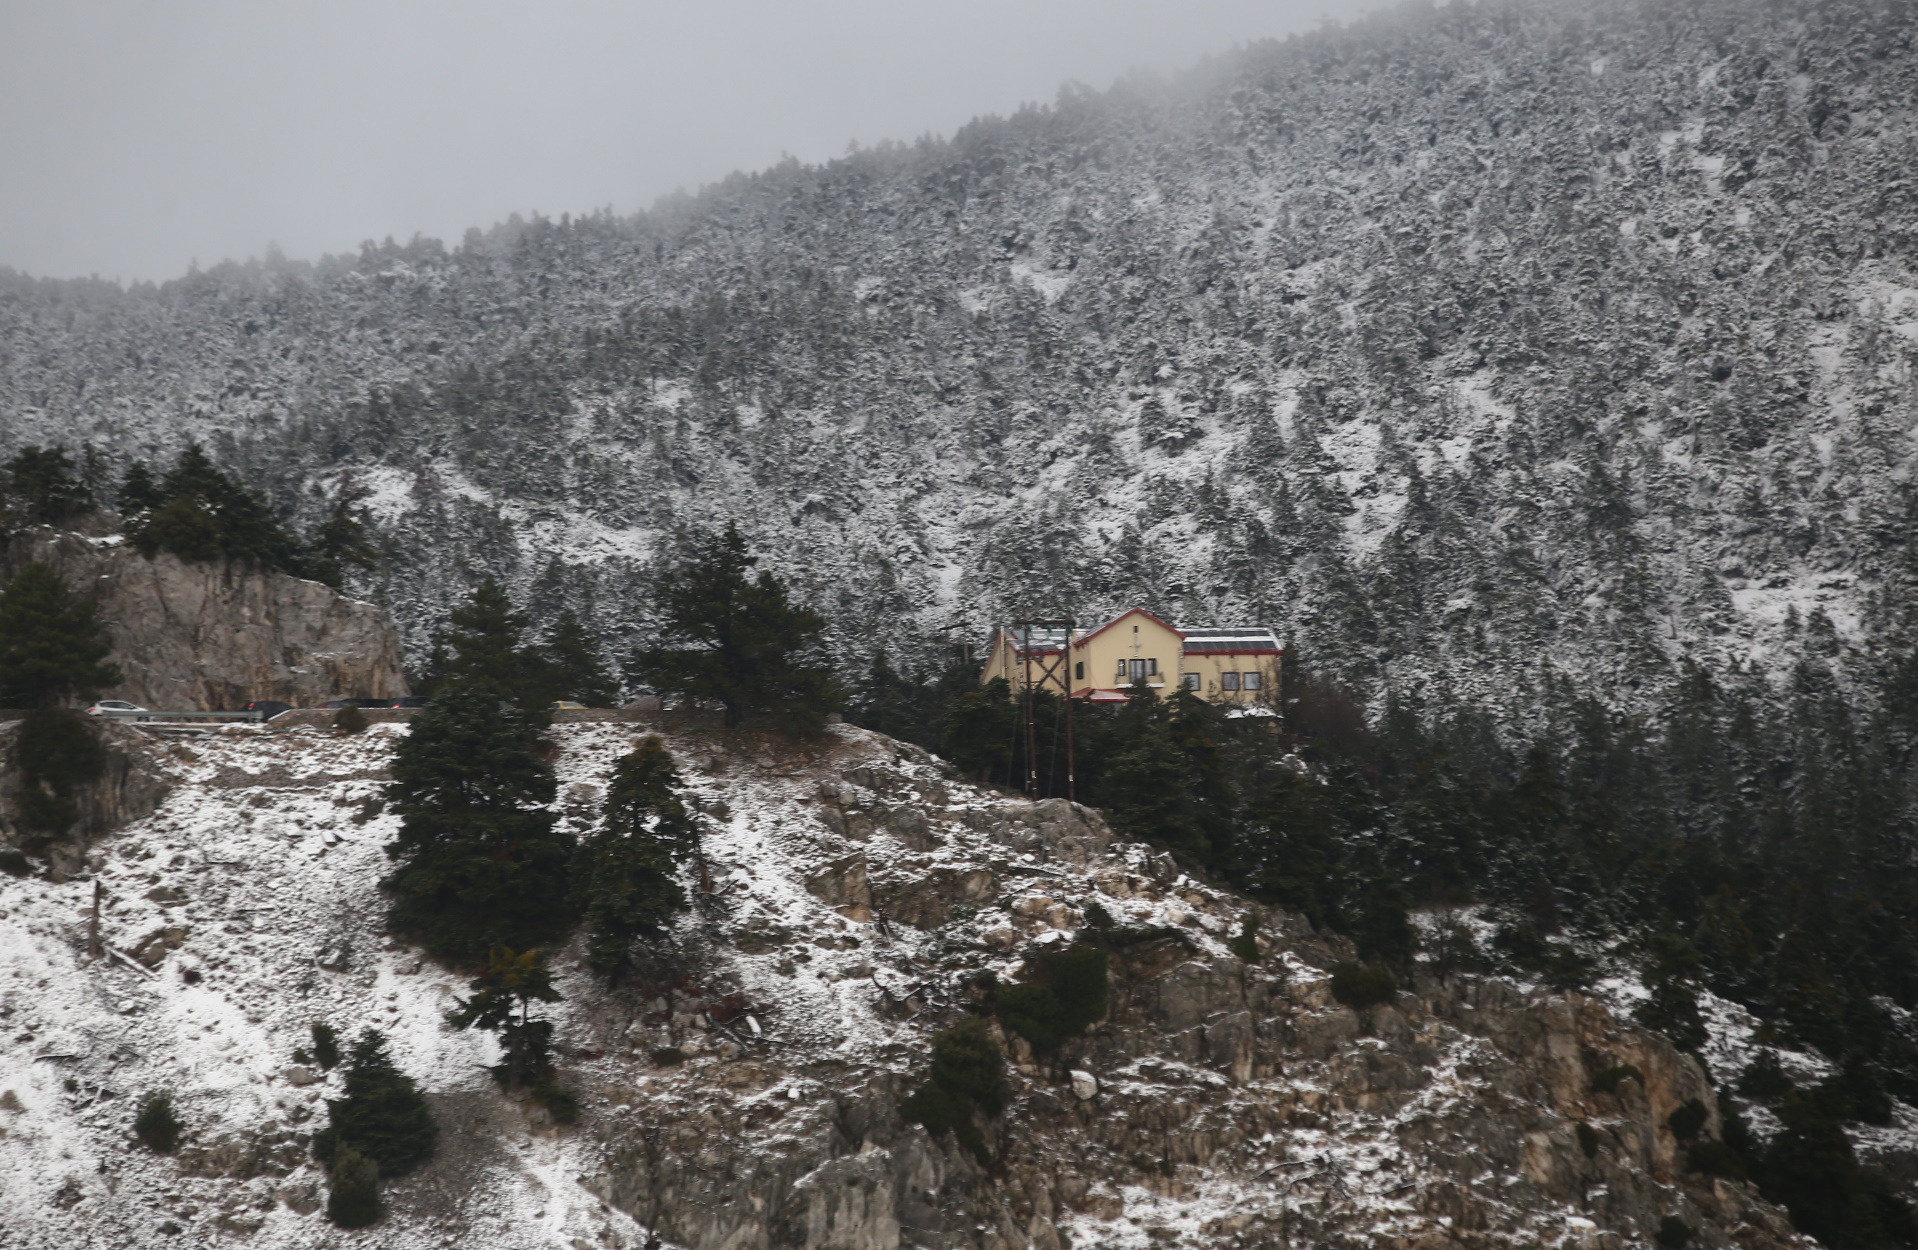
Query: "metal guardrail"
91 710 266 723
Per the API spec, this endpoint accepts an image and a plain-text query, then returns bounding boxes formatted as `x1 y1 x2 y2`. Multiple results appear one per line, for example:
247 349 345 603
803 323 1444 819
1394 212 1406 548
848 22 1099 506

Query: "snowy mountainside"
4 0 1917 715
0 717 1811 1248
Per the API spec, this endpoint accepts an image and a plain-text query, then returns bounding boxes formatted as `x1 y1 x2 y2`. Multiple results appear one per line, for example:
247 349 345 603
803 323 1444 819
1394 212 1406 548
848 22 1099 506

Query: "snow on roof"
999 625 1072 655
1179 628 1281 654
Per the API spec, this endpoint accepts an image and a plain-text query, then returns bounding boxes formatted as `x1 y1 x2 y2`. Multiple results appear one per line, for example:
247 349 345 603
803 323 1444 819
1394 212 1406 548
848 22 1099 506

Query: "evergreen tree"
325 1145 382 1228
312 1030 437 1178
0 564 118 833
630 524 839 730
1 446 92 528
576 736 698 976
1160 689 1235 863
434 577 554 708
1228 756 1342 928
938 677 1018 785
130 444 305 575
305 481 379 590
544 608 618 706
0 562 122 707
847 651 940 747
383 686 573 960
13 706 108 833
994 946 1109 1058
446 946 563 1090
311 1022 342 1070
1760 1091 1918 1249
899 1017 1007 1165
1103 718 1211 865
117 462 164 514
133 1091 182 1153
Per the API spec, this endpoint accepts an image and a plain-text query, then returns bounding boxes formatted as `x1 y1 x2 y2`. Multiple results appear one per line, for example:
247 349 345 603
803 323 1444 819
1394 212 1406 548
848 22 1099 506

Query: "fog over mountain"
3 0 1916 725
0 0 1371 282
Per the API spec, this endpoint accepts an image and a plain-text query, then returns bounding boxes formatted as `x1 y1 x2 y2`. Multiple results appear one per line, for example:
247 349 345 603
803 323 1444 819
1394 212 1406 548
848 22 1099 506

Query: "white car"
85 700 148 716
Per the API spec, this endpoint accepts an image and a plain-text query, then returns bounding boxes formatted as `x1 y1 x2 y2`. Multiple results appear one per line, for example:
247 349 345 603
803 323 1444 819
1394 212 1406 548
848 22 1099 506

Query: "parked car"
244 700 292 721
85 700 147 716
388 696 431 708
551 701 588 710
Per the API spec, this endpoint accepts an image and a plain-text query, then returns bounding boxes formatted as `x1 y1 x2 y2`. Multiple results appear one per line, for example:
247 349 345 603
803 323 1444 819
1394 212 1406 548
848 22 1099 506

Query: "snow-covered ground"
0 723 638 1249
0 718 1241 1249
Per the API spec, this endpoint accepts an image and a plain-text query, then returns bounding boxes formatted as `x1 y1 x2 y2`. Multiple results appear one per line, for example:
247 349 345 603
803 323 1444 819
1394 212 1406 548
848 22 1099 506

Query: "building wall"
982 615 1280 706
1073 611 1181 697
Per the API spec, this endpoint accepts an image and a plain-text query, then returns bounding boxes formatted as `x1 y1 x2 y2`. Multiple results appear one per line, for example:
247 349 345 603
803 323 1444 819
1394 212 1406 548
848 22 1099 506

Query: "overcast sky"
1 0 1393 283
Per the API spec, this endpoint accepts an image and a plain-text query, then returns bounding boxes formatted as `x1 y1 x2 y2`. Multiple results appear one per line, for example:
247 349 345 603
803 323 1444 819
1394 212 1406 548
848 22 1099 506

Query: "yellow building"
979 609 1281 706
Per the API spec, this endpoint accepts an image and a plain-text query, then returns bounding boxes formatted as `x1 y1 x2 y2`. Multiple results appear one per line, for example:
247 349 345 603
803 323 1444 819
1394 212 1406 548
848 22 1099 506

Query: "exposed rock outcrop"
565 727 1811 1250
0 716 175 874
1 525 408 710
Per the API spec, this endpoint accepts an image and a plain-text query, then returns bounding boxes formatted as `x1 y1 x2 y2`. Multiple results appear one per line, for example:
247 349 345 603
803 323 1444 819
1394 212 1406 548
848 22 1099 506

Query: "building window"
1074 661 1084 681
1221 672 1241 691
1182 673 1200 691
1129 659 1147 680
1147 657 1159 677
1117 658 1129 678
1242 671 1262 691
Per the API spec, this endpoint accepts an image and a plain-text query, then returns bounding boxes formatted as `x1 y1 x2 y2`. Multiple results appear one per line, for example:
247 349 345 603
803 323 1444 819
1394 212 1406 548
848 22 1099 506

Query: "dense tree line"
0 443 376 590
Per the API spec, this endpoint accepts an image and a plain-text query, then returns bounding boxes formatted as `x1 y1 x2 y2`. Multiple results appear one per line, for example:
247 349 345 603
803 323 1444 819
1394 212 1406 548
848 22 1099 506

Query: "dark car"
320 697 392 710
388 696 431 708
244 700 292 721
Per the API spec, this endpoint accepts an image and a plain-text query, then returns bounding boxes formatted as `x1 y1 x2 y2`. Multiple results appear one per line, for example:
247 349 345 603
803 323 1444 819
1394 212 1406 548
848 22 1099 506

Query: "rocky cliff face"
0 716 175 876
1 525 409 710
0 717 1812 1250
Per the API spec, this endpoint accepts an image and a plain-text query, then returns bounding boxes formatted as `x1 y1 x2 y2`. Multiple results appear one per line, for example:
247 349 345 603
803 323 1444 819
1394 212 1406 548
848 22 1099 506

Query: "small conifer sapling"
134 1091 182 1153
311 1022 341 1070
899 1018 1007 1165
312 1030 437 1178
325 1145 382 1228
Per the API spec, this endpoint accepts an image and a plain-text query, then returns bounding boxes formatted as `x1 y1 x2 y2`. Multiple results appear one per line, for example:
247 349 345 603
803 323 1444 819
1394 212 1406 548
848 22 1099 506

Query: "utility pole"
1021 623 1039 798
1012 617 1076 800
